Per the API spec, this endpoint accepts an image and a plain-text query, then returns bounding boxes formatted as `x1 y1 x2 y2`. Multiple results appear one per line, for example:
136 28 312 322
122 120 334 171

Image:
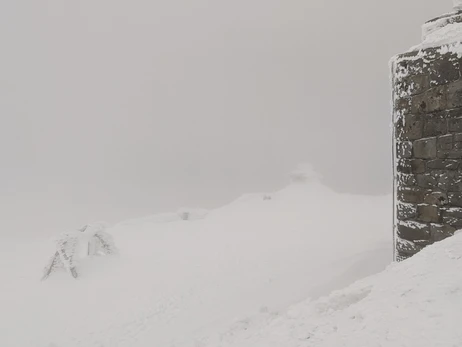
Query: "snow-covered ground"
203 231 462 347
0 179 391 347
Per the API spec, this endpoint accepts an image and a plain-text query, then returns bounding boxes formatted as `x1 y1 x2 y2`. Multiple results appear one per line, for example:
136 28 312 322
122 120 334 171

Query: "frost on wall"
391 10 462 261
42 223 117 280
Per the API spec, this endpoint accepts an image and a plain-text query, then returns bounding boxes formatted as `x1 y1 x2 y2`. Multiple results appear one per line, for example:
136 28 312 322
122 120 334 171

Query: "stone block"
397 187 428 204
396 237 423 256
413 137 437 159
424 191 448 206
397 159 426 174
397 221 431 241
448 192 462 207
396 141 413 159
416 204 441 223
416 174 438 188
397 173 417 187
448 173 462 191
448 117 462 132
394 98 412 115
424 118 448 137
426 159 459 170
414 85 447 113
397 202 417 220
436 171 451 191
447 80 462 109
429 56 460 87
437 134 453 150
430 224 456 242
439 149 462 159
395 114 423 140
436 134 462 158
443 207 458 217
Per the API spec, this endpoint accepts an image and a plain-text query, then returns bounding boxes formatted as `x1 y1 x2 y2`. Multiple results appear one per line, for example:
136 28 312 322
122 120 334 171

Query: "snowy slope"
0 180 391 347
203 232 462 347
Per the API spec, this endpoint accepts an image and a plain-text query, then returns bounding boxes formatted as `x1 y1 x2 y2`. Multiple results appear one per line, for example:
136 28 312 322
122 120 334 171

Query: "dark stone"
416 204 441 223
397 159 426 174
413 85 447 113
424 191 448 206
397 74 430 96
394 98 412 115
454 133 462 149
424 118 448 137
395 114 423 140
436 134 462 158
427 159 459 170
448 173 462 191
416 174 438 188
413 137 437 159
442 207 462 227
397 173 417 187
430 224 456 242
447 80 462 109
436 171 451 191
429 57 460 87
413 239 433 247
448 192 462 207
396 238 423 256
397 202 417 220
447 108 462 119
438 134 453 150
397 141 413 159
439 149 462 159
448 117 462 132
397 187 428 204
397 221 431 241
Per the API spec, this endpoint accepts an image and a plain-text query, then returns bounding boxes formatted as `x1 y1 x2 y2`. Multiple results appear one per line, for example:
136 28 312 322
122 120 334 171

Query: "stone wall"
392 43 462 261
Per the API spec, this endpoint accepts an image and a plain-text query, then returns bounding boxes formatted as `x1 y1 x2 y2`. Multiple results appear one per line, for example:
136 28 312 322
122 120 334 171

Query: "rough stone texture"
414 137 437 159
416 204 441 223
424 191 448 206
392 22 462 261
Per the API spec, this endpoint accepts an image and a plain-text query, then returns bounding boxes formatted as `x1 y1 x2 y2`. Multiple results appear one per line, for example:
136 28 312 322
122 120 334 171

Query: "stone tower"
392 6 462 261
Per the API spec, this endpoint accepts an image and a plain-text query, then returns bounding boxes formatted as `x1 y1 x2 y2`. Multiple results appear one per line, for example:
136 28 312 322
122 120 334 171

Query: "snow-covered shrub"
289 163 322 183
41 222 116 280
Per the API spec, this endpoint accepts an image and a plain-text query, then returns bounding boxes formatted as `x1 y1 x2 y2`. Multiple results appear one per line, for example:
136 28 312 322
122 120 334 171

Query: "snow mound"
204 233 462 347
0 180 391 347
117 208 208 226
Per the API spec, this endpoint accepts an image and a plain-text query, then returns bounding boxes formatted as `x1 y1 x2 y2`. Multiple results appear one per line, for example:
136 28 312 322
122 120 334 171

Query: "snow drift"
203 231 462 347
0 178 391 347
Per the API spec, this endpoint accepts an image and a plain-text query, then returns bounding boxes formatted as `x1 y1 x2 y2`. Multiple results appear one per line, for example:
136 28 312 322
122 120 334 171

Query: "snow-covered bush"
41 222 117 280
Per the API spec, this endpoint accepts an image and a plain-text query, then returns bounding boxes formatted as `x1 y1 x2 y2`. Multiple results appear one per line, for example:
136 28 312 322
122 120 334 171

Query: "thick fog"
0 0 448 238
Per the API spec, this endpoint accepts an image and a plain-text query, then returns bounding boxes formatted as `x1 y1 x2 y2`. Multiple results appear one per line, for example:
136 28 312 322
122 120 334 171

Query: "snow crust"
202 233 462 347
0 180 391 347
415 22 462 51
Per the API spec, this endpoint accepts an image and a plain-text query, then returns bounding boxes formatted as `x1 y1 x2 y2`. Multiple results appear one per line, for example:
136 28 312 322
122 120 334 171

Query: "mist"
0 0 446 239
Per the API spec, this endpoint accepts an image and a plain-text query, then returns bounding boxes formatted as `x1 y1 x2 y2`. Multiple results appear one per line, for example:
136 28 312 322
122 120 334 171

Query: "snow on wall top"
415 21 462 51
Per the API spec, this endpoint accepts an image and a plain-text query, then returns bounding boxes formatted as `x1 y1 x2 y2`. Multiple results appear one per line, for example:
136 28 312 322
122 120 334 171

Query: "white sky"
0 0 448 239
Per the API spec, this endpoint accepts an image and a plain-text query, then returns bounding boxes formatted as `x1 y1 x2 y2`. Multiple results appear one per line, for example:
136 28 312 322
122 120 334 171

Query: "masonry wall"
392 46 462 261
